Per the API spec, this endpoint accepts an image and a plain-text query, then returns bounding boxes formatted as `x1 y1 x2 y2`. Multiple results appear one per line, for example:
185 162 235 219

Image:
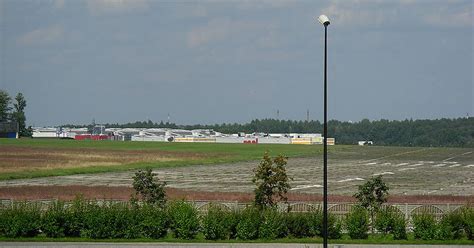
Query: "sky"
0 0 472 126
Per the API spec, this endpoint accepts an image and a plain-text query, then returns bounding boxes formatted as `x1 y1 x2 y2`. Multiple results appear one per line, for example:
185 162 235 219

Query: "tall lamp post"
318 14 330 248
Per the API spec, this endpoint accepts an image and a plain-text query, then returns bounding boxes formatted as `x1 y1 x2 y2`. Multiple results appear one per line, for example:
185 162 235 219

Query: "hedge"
0 199 472 241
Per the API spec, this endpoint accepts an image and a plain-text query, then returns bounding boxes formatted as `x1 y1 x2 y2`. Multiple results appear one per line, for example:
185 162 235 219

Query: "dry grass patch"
0 146 201 173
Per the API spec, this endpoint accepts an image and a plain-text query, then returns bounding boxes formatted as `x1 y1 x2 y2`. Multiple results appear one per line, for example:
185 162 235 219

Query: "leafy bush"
132 168 167 207
0 202 41 238
42 201 67 238
81 202 141 239
391 212 407 240
412 212 437 240
236 206 261 240
286 212 311 238
461 206 474 240
437 211 464 240
375 206 407 240
63 196 87 237
253 153 291 209
307 209 342 239
353 175 389 233
346 205 369 239
258 208 287 239
227 210 242 239
168 201 199 239
202 204 230 240
139 204 169 239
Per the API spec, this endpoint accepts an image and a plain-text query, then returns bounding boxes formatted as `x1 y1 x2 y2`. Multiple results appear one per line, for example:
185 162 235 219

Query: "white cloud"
17 25 64 46
86 0 149 15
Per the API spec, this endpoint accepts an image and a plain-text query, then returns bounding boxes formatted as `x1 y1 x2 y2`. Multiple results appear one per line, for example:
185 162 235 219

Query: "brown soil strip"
0 185 471 204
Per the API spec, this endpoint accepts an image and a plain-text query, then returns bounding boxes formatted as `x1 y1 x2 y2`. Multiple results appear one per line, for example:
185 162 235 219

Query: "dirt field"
1 146 472 199
0 185 472 204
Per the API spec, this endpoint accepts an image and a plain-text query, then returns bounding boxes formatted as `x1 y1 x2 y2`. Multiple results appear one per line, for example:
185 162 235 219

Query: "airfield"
0 140 472 201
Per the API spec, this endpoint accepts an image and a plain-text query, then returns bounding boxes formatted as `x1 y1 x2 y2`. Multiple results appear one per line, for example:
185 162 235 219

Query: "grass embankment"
0 139 342 180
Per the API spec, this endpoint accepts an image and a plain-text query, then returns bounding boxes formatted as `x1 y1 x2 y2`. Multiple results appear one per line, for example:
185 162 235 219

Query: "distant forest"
63 117 474 148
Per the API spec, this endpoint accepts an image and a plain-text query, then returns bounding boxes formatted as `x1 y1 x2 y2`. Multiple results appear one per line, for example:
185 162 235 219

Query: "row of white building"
32 126 335 145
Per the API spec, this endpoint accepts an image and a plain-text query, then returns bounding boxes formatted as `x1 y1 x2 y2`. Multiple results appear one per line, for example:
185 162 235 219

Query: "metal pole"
323 24 328 248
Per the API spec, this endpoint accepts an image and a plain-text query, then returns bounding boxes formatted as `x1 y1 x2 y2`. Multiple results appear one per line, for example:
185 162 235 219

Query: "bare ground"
0 185 472 204
0 146 472 203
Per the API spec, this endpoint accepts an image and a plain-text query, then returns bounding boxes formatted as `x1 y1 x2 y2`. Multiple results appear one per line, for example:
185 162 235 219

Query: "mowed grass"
0 138 337 180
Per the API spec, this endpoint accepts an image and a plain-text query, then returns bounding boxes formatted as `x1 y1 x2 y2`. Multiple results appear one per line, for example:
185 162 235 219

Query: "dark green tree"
12 93 28 137
353 175 389 233
253 152 292 209
132 168 167 208
0 90 11 122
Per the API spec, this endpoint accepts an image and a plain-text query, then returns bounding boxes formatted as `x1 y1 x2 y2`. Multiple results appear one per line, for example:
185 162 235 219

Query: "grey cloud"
86 0 150 16
187 17 274 48
321 0 472 28
17 24 64 46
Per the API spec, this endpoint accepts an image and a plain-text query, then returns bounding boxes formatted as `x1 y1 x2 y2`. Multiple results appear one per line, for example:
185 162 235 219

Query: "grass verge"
0 234 473 245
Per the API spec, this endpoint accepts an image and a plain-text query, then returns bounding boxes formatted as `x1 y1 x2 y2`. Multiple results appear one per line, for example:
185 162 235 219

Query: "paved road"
0 243 471 248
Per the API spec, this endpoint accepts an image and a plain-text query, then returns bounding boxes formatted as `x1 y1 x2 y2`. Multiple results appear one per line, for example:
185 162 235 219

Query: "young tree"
0 90 11 122
253 152 292 209
12 93 28 136
132 168 167 207
353 175 389 233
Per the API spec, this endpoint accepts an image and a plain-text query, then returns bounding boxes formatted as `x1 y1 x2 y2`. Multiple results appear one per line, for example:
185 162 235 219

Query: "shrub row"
0 200 472 241
413 207 474 240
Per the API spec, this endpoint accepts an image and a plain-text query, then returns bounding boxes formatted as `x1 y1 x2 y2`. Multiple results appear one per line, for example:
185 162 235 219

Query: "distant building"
0 122 19 138
358 141 374 146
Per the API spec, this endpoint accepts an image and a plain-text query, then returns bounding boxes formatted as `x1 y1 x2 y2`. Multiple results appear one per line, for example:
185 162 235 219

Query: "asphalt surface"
0 243 471 248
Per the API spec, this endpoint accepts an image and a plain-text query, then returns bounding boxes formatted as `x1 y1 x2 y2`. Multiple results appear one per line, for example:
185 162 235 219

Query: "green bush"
226 210 242 239
412 212 437 240
307 209 342 239
41 201 67 238
236 206 261 240
202 204 230 240
81 202 110 239
168 201 199 239
0 202 41 238
63 196 87 237
375 207 407 240
461 206 474 240
81 202 141 239
110 203 141 239
258 208 287 239
437 210 465 240
286 212 311 238
139 203 168 239
346 205 369 239
392 212 407 240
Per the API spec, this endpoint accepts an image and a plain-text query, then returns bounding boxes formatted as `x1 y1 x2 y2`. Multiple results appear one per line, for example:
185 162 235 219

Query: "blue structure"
0 122 19 138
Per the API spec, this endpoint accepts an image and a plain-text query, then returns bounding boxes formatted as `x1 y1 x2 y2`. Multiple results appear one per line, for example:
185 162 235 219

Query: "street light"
318 14 330 248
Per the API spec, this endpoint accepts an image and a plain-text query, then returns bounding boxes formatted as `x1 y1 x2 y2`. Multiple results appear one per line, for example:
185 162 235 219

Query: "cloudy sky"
0 0 472 126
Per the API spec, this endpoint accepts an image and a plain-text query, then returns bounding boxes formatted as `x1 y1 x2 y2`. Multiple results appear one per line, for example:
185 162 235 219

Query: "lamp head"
318 15 330 26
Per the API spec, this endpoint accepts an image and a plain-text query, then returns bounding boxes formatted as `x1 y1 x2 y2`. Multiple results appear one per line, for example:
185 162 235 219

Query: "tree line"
66 117 473 147
0 90 30 137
